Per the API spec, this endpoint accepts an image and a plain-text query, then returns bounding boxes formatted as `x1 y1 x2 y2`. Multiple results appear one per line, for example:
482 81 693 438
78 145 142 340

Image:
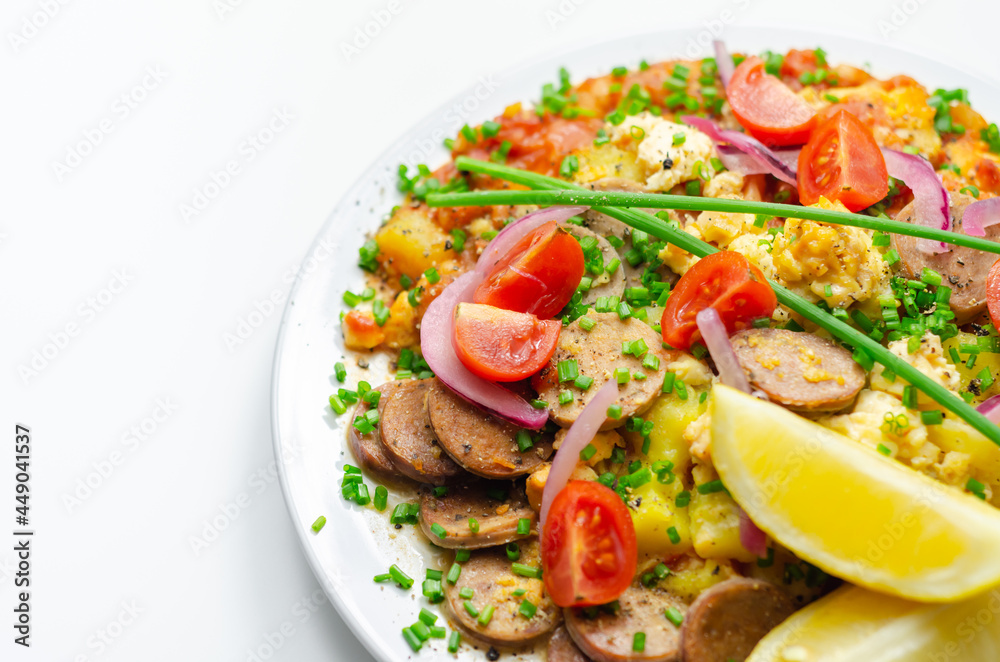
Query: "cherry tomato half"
541 480 637 608
660 251 777 351
797 109 889 212
453 303 561 382
474 221 584 319
986 259 1000 330
727 56 817 147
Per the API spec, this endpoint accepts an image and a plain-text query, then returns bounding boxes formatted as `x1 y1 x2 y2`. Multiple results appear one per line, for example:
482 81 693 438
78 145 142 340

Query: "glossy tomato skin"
474 221 584 319
660 251 777 351
797 109 889 212
541 481 637 608
727 56 816 147
987 259 1000 330
453 303 561 382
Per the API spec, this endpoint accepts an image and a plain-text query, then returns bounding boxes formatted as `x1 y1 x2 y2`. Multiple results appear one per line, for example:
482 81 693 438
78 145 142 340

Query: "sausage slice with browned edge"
346 382 403 480
426 380 553 479
444 541 560 646
533 313 674 430
730 328 865 411
680 577 796 662
564 583 685 662
378 379 463 485
548 625 591 662
419 481 535 549
892 193 1000 324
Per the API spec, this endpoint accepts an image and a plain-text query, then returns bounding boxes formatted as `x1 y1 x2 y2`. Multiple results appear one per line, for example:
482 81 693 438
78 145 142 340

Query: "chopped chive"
615 367 631 384
665 607 684 626
448 631 461 653
334 362 347 382
516 518 532 535
921 410 944 425
877 443 892 456
447 563 461 584
463 601 479 617
506 542 521 561
311 516 326 533
758 547 775 568
574 374 594 390
477 605 495 626
697 479 726 495
516 429 535 452
402 627 422 652
419 607 438 626
429 625 447 639
530 399 548 409
389 564 414 589
607 404 623 419
512 563 542 579
455 549 471 563
459 586 474 599
374 573 392 583
329 394 347 415
667 526 680 544
557 359 579 382
633 632 646 652
519 599 537 619
559 390 573 405
967 477 987 500
410 624 431 642
430 523 448 539
426 568 443 580
675 490 691 507
579 316 596 331
580 443 597 461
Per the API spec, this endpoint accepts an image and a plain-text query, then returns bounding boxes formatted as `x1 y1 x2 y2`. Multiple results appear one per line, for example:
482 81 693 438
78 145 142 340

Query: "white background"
3 0 998 660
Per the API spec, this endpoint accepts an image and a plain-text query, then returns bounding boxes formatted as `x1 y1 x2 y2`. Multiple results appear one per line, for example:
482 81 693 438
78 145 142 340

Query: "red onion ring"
977 394 1000 424
739 507 768 558
881 148 951 254
695 307 752 393
682 115 797 186
476 206 587 276
961 196 1000 238
421 206 590 429
539 379 619 528
713 40 734 91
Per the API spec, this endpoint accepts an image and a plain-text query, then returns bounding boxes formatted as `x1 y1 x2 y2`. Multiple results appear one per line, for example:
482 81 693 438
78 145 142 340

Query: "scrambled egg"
870 332 962 406
608 112 716 191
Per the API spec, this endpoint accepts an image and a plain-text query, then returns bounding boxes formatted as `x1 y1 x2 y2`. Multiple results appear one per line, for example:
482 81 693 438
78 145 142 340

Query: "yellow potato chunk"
375 207 451 280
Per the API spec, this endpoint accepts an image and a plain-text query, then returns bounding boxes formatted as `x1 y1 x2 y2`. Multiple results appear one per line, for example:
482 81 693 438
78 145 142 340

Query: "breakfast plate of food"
271 26 1000 661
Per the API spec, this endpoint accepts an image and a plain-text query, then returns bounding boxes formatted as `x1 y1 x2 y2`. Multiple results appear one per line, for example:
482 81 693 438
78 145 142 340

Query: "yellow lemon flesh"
748 585 1000 662
710 384 1000 602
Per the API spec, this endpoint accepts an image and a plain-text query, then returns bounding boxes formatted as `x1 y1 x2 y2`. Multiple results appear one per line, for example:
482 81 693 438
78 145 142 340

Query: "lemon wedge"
710 384 1000 602
748 585 1000 662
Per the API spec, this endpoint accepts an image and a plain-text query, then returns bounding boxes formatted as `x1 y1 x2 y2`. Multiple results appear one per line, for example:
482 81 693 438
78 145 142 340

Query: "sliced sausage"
562 223 626 306
379 379 463 485
419 481 535 549
564 583 685 662
548 625 591 662
444 541 560 646
346 382 403 480
426 380 553 479
533 313 674 430
730 328 865 411
892 193 1000 324
680 578 796 662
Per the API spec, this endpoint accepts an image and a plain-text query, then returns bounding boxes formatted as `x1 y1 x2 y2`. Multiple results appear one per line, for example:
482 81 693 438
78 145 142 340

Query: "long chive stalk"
428 189 1000 256
433 156 1000 447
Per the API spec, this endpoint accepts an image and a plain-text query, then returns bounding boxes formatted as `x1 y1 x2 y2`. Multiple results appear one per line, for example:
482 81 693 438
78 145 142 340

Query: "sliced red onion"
713 40 734 91
881 148 950 254
682 115 797 186
420 271 548 429
739 507 768 558
977 394 1000 424
476 206 588 276
539 379 619 528
962 197 1000 238
695 307 752 393
716 145 801 178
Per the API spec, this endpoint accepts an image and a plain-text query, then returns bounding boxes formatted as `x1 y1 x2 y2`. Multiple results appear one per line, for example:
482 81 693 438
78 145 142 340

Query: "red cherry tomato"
452 303 561 382
797 109 889 212
727 56 817 147
987 259 1000 330
541 480 637 608
474 221 584 319
660 251 777 351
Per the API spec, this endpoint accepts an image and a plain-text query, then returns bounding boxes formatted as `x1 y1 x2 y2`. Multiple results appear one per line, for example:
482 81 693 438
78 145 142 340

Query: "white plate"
271 26 1000 662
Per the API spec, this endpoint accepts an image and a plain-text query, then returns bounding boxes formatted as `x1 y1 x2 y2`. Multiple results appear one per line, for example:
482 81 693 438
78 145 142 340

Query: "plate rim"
270 23 1000 662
